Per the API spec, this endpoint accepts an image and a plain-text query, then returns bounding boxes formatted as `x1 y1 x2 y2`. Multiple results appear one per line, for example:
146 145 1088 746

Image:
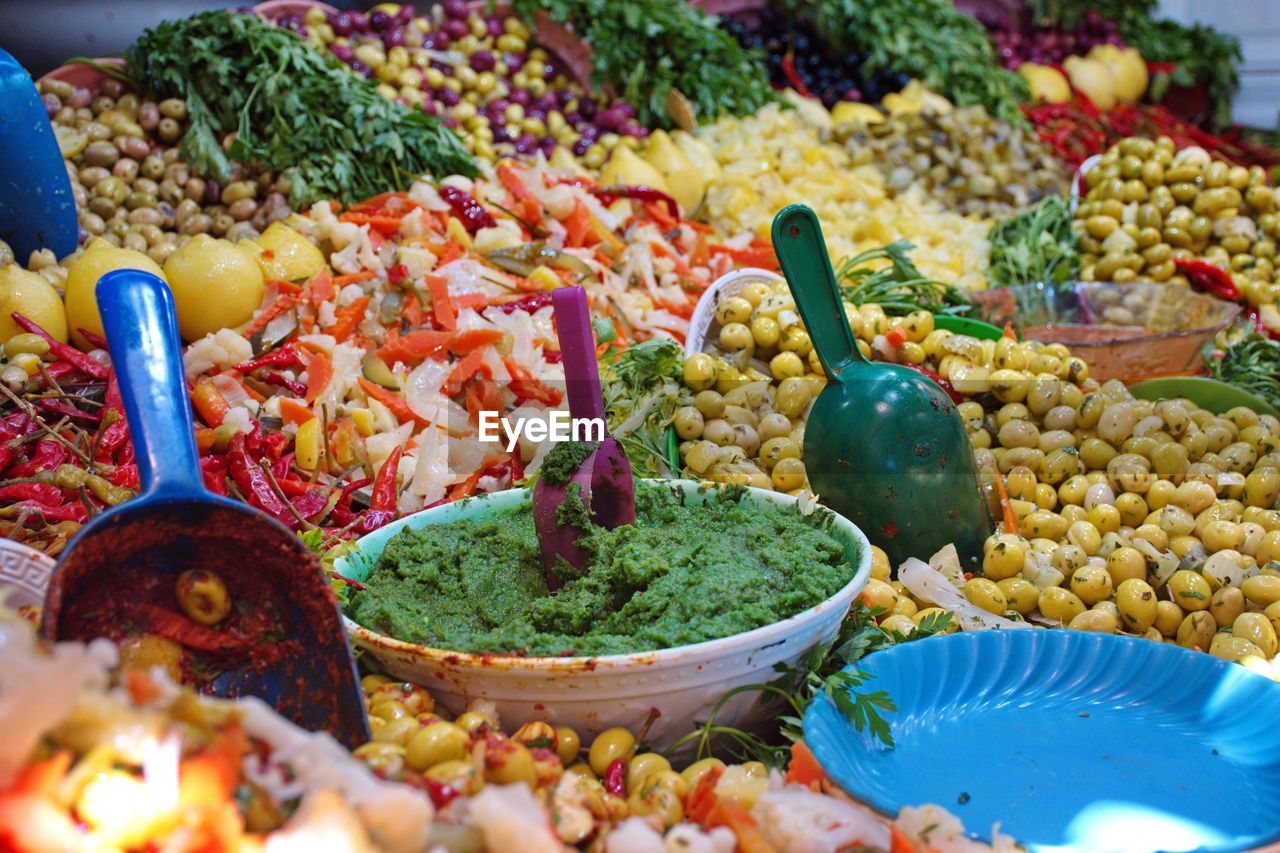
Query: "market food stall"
3 1 1280 850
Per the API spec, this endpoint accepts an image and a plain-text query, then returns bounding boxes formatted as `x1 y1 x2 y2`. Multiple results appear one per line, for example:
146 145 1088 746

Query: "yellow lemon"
0 265 68 344
248 221 326 282
164 235 265 341
64 240 165 349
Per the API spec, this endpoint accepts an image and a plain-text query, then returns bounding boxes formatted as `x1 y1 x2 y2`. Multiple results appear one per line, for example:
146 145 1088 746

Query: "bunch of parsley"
126 11 476 207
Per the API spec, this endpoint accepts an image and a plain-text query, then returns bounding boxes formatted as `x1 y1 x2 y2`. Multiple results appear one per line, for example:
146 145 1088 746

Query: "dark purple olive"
349 11 368 30
615 102 635 120
470 50 496 72
533 94 557 113
422 31 449 50
444 116 459 129
505 52 527 70
509 88 531 106
514 133 538 154
329 43 355 62
439 87 462 107
564 111 583 127
597 105 627 131
488 98 510 116
492 126 512 143
370 9 390 28
442 19 469 39
572 138 591 156
539 136 557 155
578 100 596 119
328 12 353 35
350 60 374 78
443 0 469 19
579 125 599 142
526 107 547 122
619 120 644 137
556 89 574 108
41 92 61 116
384 27 406 47
487 18 504 37
397 6 416 25
632 125 650 139
431 59 452 73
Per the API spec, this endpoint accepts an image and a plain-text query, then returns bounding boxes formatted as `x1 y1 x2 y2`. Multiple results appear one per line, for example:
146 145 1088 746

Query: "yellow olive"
1115 578 1158 632
174 569 231 626
555 726 581 765
1177 611 1217 650
588 727 635 776
1167 569 1212 612
963 577 1007 615
626 753 671 794
406 722 469 771
1233 613 1279 657
1038 587 1087 624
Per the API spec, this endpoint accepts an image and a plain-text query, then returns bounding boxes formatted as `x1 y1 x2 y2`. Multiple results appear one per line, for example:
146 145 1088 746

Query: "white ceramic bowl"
684 268 785 357
337 480 870 749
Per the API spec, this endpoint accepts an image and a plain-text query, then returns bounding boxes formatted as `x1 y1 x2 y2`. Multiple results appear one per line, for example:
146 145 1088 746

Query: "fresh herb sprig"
126 11 476 207
510 0 778 129
779 0 1030 125
836 241 972 316
599 337 684 478
667 601 954 766
988 196 1080 290
1206 333 1280 412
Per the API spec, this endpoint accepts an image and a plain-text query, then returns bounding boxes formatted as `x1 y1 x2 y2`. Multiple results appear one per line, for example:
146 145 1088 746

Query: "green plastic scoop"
771 205 991 570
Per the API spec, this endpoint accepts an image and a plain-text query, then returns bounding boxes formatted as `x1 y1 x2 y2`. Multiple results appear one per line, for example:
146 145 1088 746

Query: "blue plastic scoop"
41 270 369 749
0 48 77 262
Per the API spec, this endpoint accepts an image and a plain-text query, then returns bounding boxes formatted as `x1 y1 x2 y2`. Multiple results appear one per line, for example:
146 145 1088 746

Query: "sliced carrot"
564 200 593 249
710 243 779 269
267 278 303 295
710 801 776 853
448 466 486 500
1004 320 1018 340
444 348 492 396
125 669 164 704
784 741 828 791
278 397 314 427
426 275 457 331
358 377 430 428
644 199 678 231
195 428 217 454
378 329 452 367
890 824 917 853
504 358 563 406
326 295 369 343
308 268 334 307
990 459 1020 536
650 240 693 277
449 327 505 354
8 751 71 797
453 292 489 311
497 163 543 227
885 326 908 348
332 270 377 287
403 290 425 327
242 294 296 338
304 351 333 404
464 376 504 425
436 240 464 266
191 379 229 428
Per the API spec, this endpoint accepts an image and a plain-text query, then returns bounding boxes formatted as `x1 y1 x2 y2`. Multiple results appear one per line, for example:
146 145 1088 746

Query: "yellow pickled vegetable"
830 102 886 125
64 240 166 350
600 145 668 194
163 235 265 341
1063 55 1117 111
247 221 327 282
0 264 67 344
1019 64 1071 104
642 130 704 215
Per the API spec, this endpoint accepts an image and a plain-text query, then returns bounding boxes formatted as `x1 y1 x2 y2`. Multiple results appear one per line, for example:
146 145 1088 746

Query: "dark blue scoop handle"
96 269 204 499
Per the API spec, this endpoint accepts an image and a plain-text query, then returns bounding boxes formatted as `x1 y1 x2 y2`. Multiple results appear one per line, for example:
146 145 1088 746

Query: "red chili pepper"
387 263 410 286
370 445 404 513
232 345 301 373
9 440 69 478
12 499 86 522
780 54 812 98
34 398 101 423
11 313 108 380
108 463 140 490
0 483 63 503
226 433 291 524
95 420 129 461
1246 306 1280 342
438 185 496 233
1175 258 1240 301
132 603 251 651
200 456 230 496
75 327 109 350
603 758 627 796
589 185 680 219
901 363 964 404
422 779 460 809
260 370 308 397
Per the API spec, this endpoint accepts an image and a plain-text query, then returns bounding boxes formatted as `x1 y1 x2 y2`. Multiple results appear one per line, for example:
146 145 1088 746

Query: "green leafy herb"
1205 333 1280 411
126 11 476 207
836 241 972 316
988 196 1080 289
600 338 684 478
667 601 954 766
509 0 778 129
778 0 1031 125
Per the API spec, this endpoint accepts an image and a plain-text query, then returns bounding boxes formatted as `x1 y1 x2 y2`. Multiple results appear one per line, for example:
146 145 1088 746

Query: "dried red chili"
590 185 680 219
1175 258 1241 301
11 313 108 380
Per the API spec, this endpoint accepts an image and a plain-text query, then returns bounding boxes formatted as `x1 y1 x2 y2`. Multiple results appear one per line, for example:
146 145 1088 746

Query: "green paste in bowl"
344 482 853 657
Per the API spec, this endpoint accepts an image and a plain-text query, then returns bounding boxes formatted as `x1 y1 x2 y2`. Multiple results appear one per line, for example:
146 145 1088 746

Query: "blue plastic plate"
804 630 1280 853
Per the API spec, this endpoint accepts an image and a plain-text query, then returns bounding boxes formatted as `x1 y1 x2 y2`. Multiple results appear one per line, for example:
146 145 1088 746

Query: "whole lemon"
164 235 265 341
246 221 326 282
64 240 165 349
0 265 68 344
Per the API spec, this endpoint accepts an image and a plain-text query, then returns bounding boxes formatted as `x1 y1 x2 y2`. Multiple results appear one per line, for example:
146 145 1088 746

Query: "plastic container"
336 479 871 749
0 539 55 613
969 281 1240 381
684 267 784 356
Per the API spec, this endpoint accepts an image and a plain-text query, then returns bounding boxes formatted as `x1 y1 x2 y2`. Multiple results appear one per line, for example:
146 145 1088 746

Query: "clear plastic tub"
969 282 1241 381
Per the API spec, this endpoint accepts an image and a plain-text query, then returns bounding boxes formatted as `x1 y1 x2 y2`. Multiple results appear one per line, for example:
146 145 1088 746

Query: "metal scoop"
41 269 369 749
0 48 77 262
532 286 635 590
771 204 991 570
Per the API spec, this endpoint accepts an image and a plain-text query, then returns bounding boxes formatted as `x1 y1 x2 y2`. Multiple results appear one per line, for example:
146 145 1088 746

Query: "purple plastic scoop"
532 286 635 590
